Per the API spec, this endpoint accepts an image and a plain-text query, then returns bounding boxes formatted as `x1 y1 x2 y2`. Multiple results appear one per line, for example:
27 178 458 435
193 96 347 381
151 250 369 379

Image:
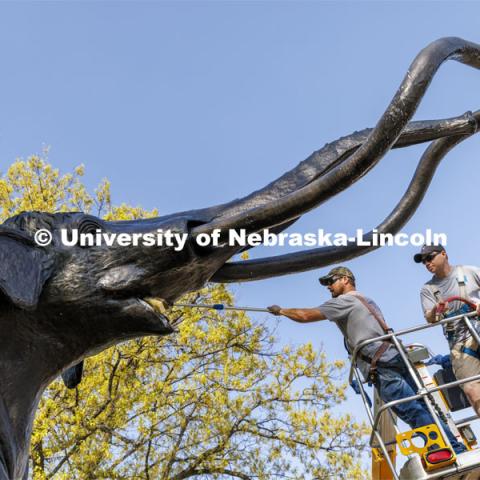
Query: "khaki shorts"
451 336 480 389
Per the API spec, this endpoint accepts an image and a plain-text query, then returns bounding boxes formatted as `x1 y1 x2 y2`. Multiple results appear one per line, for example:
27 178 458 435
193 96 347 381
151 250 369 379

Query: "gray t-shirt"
420 265 480 345
319 291 397 377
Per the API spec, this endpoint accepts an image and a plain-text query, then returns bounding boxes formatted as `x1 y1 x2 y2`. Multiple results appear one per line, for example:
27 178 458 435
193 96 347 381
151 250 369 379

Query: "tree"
0 152 369 479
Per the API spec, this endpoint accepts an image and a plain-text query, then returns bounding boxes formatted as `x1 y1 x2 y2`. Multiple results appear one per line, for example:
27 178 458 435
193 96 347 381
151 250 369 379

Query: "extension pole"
174 303 270 313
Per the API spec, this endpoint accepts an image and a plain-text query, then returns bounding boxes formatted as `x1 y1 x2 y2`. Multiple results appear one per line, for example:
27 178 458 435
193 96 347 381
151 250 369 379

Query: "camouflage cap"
319 266 355 286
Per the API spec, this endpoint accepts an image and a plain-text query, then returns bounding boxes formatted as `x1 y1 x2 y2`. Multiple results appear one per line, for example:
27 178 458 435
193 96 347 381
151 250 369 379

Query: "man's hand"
435 301 448 316
427 301 447 323
426 301 446 324
267 305 282 316
476 303 480 315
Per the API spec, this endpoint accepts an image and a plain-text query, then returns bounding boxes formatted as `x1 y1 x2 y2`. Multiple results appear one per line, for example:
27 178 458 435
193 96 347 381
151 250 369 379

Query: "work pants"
376 356 466 454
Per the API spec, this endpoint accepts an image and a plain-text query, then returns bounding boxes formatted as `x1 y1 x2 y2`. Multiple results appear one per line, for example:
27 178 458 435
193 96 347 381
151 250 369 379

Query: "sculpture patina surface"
0 36 479 479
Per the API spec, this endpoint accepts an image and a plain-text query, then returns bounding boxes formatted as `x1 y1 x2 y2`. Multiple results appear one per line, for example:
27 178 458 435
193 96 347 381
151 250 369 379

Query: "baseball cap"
319 266 355 286
413 244 445 264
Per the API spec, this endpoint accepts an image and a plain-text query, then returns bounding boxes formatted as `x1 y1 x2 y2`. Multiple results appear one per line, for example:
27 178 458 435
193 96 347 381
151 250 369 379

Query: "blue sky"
1 0 480 464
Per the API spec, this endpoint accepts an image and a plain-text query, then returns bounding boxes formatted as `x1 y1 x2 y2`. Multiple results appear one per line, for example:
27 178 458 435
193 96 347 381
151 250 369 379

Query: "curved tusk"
193 37 480 240
211 113 479 282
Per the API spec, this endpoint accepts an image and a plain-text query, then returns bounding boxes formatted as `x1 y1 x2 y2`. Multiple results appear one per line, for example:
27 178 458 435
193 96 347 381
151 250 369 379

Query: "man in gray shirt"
267 266 465 454
415 244 480 417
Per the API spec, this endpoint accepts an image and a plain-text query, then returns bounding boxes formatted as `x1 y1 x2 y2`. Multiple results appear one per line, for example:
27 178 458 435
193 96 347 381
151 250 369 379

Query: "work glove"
425 354 452 369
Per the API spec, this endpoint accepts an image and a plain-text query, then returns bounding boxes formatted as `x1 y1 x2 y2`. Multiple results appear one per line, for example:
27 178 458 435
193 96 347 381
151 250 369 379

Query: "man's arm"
421 286 441 324
267 305 326 323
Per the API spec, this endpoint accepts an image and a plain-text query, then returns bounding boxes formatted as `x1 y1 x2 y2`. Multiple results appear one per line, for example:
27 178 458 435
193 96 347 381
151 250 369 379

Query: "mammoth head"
0 210 227 341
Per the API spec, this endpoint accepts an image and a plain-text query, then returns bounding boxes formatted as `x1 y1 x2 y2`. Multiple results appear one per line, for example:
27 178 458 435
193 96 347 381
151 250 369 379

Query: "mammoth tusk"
211 112 479 282
193 37 480 239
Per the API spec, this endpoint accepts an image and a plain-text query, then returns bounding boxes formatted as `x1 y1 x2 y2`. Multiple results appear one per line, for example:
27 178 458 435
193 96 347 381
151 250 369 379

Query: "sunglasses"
422 251 440 264
321 275 343 286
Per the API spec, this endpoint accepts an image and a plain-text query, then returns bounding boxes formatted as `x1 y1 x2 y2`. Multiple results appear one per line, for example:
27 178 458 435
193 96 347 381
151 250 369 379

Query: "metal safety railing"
348 310 480 480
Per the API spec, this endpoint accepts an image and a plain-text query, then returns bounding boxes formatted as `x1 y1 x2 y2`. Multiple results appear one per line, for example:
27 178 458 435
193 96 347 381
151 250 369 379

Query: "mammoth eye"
76 219 104 248
78 219 103 236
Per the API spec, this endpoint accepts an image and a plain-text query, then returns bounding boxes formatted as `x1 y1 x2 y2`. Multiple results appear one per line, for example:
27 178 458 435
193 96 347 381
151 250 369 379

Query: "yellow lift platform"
349 309 480 480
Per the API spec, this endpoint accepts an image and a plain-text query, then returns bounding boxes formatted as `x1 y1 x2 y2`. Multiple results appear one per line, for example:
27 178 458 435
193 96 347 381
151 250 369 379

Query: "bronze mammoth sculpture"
0 37 479 479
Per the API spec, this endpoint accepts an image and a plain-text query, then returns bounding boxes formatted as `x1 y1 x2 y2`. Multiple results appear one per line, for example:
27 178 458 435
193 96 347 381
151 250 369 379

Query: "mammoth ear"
0 230 53 310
